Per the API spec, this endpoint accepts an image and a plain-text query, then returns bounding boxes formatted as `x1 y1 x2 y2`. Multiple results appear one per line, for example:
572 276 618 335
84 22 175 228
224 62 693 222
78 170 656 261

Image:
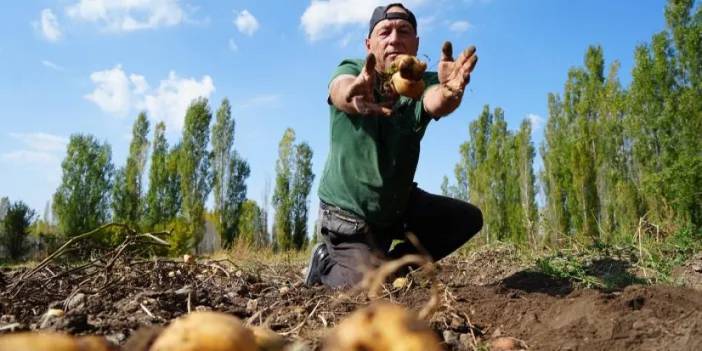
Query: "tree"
221 151 250 246
0 197 9 221
53 134 114 237
512 119 538 242
0 201 35 261
291 142 314 249
211 98 251 247
144 122 182 229
211 98 235 242
446 106 536 244
272 128 296 250
177 98 213 252
237 200 266 247
626 0 702 228
260 177 271 245
112 113 150 227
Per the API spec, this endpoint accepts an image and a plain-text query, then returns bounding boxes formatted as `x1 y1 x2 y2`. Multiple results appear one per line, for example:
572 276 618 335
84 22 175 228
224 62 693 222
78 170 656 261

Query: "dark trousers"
317 186 483 288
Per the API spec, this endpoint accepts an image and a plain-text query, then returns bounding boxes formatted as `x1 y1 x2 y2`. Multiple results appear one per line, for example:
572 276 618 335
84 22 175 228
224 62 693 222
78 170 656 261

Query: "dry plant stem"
364 254 428 299
281 300 322 336
636 217 649 278
12 223 171 293
246 301 283 326
140 303 157 319
14 223 128 285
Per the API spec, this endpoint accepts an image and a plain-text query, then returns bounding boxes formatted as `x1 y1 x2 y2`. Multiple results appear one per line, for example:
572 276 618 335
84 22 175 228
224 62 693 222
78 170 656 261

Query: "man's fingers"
345 81 367 103
441 41 454 62
364 53 376 77
467 54 478 74
454 45 477 68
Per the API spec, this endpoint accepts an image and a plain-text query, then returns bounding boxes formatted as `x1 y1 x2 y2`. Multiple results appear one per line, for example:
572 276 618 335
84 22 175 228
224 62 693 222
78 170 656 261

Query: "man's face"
365 7 419 73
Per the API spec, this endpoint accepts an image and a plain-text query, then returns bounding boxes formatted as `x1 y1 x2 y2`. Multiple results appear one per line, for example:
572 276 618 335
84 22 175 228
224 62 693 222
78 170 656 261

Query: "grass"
452 225 702 291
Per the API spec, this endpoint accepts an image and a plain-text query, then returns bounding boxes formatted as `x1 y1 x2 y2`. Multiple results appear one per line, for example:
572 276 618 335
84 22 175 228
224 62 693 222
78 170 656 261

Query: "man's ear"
364 38 371 53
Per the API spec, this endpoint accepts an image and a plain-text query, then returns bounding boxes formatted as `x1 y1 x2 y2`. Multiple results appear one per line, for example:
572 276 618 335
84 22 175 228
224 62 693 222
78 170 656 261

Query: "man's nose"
387 29 401 44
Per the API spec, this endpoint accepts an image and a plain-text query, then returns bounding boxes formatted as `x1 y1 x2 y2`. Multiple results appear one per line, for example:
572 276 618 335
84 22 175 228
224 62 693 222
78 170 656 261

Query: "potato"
250 326 288 351
489 336 528 351
322 302 443 351
149 311 256 351
0 332 115 351
392 72 426 100
391 54 427 81
388 55 427 100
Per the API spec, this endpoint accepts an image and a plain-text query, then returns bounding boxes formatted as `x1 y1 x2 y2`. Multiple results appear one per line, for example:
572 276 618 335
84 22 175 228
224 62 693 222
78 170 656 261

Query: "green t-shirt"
318 58 440 226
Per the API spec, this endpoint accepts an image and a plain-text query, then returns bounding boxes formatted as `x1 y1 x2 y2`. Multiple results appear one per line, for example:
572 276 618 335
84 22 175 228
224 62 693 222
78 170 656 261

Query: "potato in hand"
388 55 427 100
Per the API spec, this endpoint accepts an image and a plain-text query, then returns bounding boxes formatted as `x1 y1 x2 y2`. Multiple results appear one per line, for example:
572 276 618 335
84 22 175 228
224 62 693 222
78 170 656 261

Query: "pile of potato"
0 302 447 351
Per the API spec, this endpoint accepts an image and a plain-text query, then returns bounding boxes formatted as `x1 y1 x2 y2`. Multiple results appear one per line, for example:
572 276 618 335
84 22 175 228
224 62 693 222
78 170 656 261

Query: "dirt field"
1 247 701 350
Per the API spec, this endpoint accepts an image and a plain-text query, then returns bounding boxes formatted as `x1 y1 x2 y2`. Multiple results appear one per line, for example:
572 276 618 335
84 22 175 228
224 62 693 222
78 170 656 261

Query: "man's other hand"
438 42 478 99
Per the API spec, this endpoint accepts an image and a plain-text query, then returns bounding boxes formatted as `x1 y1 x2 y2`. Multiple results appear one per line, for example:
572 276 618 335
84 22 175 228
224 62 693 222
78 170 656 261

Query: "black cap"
368 3 417 38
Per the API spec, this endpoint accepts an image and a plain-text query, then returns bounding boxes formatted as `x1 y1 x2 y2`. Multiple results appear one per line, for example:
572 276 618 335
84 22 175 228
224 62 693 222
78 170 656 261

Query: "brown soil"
1 249 701 351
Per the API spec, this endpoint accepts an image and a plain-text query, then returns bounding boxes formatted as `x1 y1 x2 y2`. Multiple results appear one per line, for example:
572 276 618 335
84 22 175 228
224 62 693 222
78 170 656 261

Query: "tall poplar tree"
211 98 235 242
291 142 314 249
112 113 150 227
177 98 213 252
272 128 295 250
144 122 181 229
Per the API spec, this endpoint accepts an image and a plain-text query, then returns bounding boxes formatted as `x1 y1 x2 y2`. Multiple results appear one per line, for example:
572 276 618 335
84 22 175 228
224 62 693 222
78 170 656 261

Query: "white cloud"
526 113 545 130
300 0 425 41
449 20 471 33
130 74 150 94
42 60 64 71
141 72 215 131
228 38 238 51
85 66 215 131
66 0 184 32
9 133 68 153
338 32 355 48
2 150 59 165
85 65 134 116
234 10 259 36
2 132 68 167
237 94 280 109
36 8 63 42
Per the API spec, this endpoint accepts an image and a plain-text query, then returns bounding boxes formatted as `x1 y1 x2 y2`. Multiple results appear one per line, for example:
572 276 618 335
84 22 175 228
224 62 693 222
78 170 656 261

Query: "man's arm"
423 42 478 119
329 75 363 115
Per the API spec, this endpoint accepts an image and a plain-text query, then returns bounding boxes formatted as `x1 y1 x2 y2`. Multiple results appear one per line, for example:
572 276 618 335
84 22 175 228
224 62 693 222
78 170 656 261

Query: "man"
305 3 483 288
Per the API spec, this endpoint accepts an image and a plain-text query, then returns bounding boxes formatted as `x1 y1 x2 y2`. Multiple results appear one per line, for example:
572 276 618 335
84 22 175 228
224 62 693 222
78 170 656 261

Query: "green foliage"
272 129 315 250
291 142 314 249
177 98 213 252
144 122 181 229
0 197 9 221
166 217 193 255
211 99 251 247
236 199 267 247
212 98 234 243
220 151 250 246
273 128 296 250
112 113 150 227
0 201 35 261
537 0 701 244
445 106 537 244
53 134 114 237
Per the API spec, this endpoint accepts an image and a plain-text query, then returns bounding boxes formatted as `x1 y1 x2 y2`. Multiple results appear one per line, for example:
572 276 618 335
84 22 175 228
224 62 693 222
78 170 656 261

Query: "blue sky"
0 0 668 232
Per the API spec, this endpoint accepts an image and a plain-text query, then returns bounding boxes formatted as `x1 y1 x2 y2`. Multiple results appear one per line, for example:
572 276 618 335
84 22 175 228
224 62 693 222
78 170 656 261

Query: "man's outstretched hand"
343 53 395 117
438 42 478 99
